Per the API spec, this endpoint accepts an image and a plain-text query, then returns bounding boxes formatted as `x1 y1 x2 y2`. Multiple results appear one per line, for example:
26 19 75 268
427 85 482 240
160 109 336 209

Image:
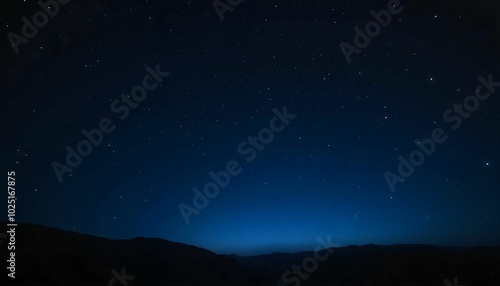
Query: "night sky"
1 0 500 256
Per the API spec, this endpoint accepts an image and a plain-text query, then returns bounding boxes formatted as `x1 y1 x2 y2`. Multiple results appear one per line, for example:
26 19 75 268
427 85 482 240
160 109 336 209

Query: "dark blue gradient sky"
1 0 500 256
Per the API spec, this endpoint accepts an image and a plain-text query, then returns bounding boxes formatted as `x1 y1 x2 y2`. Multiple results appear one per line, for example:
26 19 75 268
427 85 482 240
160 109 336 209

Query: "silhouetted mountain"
0 222 275 285
233 244 500 286
1 223 499 285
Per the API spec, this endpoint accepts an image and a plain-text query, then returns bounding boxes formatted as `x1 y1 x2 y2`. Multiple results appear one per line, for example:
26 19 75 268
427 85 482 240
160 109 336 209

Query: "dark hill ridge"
235 244 500 285
0 222 275 285
1 222 499 285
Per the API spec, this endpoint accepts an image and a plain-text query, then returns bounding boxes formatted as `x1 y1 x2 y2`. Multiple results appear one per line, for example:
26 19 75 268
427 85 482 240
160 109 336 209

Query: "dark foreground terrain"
0 223 499 285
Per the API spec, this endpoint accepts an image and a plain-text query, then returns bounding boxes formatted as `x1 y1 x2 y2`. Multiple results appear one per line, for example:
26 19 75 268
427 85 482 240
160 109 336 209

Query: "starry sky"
1 0 500 256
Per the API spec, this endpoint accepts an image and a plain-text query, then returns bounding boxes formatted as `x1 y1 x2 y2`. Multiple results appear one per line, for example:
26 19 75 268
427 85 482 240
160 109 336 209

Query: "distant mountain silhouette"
0 222 274 285
1 222 499 285
234 244 500 285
